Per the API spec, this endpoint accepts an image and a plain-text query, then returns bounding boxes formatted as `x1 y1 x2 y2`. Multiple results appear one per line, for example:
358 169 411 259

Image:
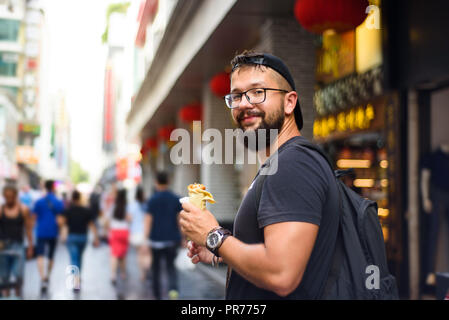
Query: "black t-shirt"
421 149 449 191
63 205 95 235
225 136 340 300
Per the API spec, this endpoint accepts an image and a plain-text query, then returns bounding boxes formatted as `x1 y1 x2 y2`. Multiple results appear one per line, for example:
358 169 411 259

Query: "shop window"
0 53 18 77
0 19 20 42
2 86 18 97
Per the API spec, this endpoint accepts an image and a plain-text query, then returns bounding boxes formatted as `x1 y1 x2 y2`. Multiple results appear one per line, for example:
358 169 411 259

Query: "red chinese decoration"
116 158 128 181
294 0 368 34
136 0 159 47
144 136 158 150
209 72 230 97
179 103 202 123
158 125 176 141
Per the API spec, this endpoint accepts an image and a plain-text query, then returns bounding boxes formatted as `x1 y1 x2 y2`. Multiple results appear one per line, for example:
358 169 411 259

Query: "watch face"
207 232 220 249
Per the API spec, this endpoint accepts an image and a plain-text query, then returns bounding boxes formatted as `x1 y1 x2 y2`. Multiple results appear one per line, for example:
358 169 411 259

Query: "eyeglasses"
224 88 289 109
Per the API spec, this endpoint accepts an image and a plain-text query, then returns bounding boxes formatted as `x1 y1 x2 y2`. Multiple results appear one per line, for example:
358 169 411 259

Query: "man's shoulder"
48 196 63 207
274 141 330 174
168 190 180 199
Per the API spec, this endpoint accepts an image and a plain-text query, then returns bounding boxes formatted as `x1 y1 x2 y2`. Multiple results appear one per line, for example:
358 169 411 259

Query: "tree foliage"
101 2 131 44
70 160 90 184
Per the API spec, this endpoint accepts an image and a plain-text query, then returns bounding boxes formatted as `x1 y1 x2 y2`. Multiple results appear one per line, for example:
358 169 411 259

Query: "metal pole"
408 90 420 300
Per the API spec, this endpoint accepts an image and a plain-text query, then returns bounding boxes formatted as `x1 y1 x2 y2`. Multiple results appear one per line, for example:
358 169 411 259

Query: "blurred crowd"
0 173 183 300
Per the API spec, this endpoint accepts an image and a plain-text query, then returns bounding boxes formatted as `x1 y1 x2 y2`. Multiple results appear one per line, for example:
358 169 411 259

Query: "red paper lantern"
144 136 158 150
294 0 369 34
158 125 176 141
179 103 202 123
209 72 230 97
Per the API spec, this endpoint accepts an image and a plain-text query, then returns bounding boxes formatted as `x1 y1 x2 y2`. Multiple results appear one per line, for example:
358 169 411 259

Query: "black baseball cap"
231 53 303 130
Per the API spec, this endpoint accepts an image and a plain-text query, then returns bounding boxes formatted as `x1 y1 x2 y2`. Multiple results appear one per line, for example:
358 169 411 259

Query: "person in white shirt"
127 187 151 281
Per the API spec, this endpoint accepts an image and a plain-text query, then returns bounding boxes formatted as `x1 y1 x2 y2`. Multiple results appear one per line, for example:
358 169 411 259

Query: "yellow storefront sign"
314 104 375 138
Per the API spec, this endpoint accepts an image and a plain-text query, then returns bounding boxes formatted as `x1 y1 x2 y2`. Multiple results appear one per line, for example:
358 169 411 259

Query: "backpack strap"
321 222 343 297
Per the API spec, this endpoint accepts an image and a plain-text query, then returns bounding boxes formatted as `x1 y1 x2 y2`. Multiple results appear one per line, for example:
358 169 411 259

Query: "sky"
40 0 118 183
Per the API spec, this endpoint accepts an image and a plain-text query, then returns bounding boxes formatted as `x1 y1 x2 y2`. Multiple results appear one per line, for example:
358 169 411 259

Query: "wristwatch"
206 226 232 257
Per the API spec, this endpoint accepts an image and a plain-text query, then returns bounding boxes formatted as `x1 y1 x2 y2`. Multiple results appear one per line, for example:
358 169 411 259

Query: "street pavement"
21 240 225 300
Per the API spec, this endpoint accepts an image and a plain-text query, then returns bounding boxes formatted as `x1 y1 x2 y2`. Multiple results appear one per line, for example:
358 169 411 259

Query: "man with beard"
179 52 340 299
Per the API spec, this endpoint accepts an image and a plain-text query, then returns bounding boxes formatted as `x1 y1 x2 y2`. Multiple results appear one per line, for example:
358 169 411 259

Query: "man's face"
230 66 286 150
3 190 17 206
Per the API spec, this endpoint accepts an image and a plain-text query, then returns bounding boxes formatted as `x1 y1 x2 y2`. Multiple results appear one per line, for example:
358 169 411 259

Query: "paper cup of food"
179 197 190 204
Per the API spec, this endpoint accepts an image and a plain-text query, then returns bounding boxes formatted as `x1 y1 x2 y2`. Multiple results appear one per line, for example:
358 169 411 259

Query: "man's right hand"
187 240 214 264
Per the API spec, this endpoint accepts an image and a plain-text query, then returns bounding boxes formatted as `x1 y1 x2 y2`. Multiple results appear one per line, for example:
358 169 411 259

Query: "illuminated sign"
19 123 40 135
16 146 39 164
313 103 375 138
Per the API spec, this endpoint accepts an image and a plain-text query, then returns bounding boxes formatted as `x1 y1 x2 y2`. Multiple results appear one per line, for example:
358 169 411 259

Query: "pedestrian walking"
89 184 102 224
99 184 116 244
18 184 37 259
144 171 182 300
60 190 100 291
31 180 64 293
107 189 131 286
128 186 151 281
61 192 70 209
180 51 341 299
0 185 34 298
19 185 34 210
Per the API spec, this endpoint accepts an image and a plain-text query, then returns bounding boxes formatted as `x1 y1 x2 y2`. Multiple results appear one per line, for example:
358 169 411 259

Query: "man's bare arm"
22 205 34 246
144 214 153 239
218 221 318 297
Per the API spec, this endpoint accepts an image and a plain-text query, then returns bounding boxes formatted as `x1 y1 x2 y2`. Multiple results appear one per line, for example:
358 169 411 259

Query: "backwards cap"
231 53 303 130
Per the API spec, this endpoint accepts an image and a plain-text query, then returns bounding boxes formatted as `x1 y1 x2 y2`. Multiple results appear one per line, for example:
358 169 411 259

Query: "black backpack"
255 139 399 300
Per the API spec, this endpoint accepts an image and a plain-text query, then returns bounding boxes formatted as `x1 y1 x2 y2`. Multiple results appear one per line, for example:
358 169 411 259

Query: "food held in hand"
187 183 215 209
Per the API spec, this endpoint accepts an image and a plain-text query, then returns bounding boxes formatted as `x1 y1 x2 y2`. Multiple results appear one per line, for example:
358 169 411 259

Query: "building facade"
126 0 449 299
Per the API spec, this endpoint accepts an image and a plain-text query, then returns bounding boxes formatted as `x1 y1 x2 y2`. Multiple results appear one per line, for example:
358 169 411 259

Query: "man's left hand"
179 202 219 246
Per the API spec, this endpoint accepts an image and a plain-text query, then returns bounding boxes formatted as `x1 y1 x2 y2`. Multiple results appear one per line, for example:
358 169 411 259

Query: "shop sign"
16 145 39 164
115 157 142 182
314 103 375 138
316 30 355 84
19 123 40 135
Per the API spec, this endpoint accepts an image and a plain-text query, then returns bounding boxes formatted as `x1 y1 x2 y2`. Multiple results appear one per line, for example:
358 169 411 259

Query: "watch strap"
213 231 231 257
207 227 232 257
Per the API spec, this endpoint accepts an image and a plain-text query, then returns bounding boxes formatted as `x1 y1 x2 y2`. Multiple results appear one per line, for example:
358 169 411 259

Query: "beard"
236 103 284 151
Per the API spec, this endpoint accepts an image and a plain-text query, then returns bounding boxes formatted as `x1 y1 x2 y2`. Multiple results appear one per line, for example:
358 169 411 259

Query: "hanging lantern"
144 136 158 150
209 72 230 97
179 103 202 123
294 0 369 34
158 125 176 141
